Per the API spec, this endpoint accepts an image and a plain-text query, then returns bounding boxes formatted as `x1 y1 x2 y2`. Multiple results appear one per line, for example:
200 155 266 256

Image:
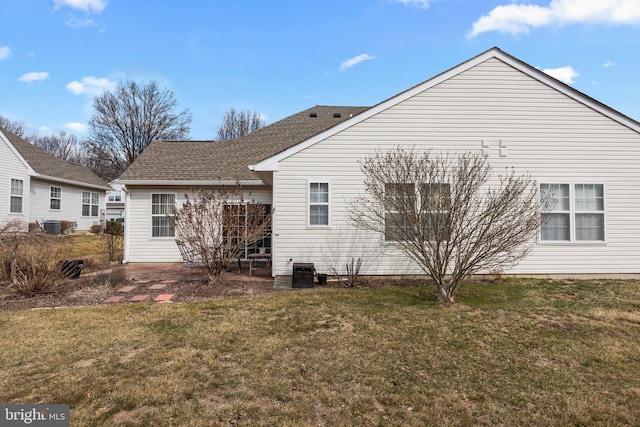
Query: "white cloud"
469 0 640 37
543 66 579 84
0 44 11 60
38 126 55 136
603 60 616 68
392 0 430 8
18 71 50 83
339 54 377 72
66 76 116 95
53 0 106 14
65 17 97 28
63 122 88 133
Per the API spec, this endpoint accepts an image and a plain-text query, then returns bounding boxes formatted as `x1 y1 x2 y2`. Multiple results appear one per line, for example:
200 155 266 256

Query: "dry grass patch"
1 279 639 426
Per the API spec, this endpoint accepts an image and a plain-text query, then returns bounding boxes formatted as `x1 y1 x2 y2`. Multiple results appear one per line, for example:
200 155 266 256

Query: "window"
151 193 175 237
420 183 451 240
82 191 99 217
10 179 23 213
540 183 604 242
384 183 415 241
108 190 122 202
50 187 61 210
309 182 329 226
223 203 272 259
384 182 451 242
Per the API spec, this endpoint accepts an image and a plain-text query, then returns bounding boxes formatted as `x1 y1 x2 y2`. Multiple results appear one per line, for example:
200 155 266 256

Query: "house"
116 47 640 280
106 181 125 222
0 128 111 232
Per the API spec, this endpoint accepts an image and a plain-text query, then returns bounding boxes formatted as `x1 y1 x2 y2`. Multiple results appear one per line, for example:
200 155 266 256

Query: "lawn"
1 278 639 426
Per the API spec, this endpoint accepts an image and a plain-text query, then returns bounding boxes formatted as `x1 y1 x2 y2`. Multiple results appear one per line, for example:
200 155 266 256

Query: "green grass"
1 279 640 426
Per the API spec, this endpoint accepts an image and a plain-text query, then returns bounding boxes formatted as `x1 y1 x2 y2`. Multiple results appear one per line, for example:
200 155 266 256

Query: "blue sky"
1 0 639 139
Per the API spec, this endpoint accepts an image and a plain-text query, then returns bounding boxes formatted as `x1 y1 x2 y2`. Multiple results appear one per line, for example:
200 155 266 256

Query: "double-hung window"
151 193 175 237
384 183 415 241
10 179 23 214
82 191 99 217
50 187 61 210
309 182 329 226
540 183 604 242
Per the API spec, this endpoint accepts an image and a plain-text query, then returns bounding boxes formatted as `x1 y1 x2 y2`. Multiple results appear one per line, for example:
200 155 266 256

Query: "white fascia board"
35 174 111 191
115 179 265 186
0 130 37 176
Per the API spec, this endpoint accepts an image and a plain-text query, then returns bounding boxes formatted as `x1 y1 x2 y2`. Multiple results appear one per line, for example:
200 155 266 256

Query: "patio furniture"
176 240 204 274
248 253 271 277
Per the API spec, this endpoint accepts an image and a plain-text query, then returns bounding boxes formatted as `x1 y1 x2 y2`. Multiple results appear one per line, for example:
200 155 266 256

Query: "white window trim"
9 178 24 215
50 186 62 211
81 191 100 217
307 180 331 228
539 182 606 244
150 192 177 239
108 190 122 202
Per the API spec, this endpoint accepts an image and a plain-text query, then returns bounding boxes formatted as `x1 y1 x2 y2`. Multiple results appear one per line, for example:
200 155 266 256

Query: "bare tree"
349 147 545 303
0 115 35 140
33 130 84 163
86 79 192 180
216 108 265 140
173 188 272 283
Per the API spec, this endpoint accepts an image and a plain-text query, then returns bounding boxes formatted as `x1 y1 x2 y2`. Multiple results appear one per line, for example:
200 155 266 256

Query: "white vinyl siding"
151 193 175 238
50 186 61 210
125 187 272 263
10 179 23 213
270 57 640 277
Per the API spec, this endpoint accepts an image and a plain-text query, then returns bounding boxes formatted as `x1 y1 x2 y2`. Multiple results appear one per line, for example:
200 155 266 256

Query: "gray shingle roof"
2 128 110 189
118 105 368 182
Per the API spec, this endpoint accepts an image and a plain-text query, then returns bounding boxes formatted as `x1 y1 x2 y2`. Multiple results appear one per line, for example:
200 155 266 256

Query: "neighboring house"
0 128 111 231
116 47 640 279
106 182 125 222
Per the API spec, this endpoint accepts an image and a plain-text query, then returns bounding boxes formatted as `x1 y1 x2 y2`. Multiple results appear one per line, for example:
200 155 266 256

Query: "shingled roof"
117 105 369 183
1 128 110 190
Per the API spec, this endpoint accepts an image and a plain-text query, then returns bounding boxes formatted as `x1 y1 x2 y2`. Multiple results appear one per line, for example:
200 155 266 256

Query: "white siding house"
0 128 111 231
118 47 640 280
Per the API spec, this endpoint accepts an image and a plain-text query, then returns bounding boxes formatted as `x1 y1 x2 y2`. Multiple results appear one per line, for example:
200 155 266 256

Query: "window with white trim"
50 186 61 210
82 191 99 217
108 190 122 202
309 182 329 226
10 179 23 213
540 183 604 242
151 193 175 237
384 182 451 242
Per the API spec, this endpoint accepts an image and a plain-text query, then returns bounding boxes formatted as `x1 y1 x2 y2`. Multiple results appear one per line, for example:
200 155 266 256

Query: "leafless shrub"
97 221 124 263
83 266 128 288
90 224 103 235
349 148 549 303
5 234 72 296
331 257 363 288
173 187 272 284
60 221 75 234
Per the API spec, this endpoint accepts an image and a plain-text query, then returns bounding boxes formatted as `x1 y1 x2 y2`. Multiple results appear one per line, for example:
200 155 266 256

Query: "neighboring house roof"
0 128 110 190
117 105 368 184
252 47 640 171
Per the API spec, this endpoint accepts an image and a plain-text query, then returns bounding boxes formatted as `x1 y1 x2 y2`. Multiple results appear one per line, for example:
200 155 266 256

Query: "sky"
1 0 640 140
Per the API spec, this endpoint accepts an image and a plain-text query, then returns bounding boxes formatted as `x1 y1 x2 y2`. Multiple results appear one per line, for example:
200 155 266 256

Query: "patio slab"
117 285 137 293
129 294 149 302
154 294 175 302
103 296 124 303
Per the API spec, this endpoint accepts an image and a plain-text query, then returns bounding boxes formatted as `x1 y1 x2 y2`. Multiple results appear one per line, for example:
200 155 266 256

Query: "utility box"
292 263 314 288
43 220 61 235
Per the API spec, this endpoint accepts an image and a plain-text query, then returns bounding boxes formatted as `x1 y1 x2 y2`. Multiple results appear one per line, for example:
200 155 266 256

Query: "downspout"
121 184 130 264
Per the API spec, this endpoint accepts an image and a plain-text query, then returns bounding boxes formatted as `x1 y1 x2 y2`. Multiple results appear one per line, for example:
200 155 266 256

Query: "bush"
28 222 43 233
2 234 72 296
60 221 76 234
90 224 103 235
